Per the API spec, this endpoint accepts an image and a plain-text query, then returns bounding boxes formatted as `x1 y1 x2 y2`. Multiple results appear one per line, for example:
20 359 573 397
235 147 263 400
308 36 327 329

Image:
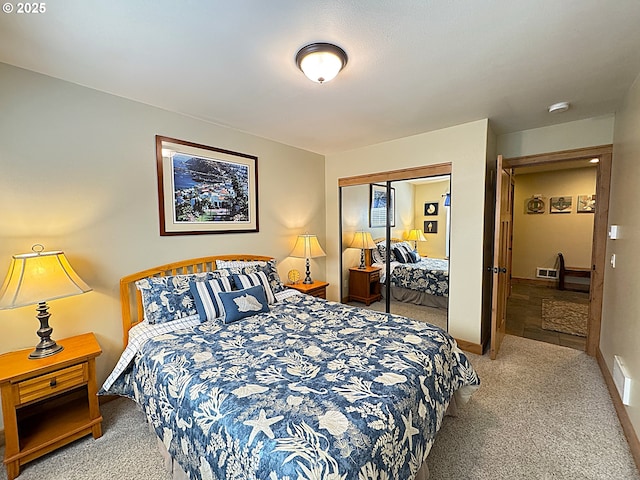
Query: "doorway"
498 145 612 357
507 163 595 350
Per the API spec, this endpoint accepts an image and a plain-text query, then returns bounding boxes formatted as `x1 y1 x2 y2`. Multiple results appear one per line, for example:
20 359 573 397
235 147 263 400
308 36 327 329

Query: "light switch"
611 254 616 268
609 225 620 239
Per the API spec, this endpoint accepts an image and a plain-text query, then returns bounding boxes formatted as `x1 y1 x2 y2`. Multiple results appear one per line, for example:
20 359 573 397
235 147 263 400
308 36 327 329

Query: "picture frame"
424 220 438 234
549 196 572 214
424 202 439 216
525 196 545 214
577 194 596 213
155 135 259 235
369 184 395 228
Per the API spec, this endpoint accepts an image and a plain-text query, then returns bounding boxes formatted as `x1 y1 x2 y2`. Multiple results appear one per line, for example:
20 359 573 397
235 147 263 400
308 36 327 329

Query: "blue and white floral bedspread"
102 294 478 480
388 258 449 297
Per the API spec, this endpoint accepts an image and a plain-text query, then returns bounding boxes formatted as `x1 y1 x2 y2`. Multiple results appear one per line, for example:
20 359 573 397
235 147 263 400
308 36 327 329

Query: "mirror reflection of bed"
341 175 451 331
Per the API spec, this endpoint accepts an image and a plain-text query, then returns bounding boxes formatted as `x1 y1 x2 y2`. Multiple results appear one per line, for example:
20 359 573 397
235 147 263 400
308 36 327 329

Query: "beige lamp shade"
0 249 92 309
406 229 427 242
290 234 326 259
349 231 376 250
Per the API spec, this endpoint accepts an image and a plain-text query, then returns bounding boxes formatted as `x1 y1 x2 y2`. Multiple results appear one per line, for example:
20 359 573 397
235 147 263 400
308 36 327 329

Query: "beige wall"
0 63 325 427
512 168 596 280
497 114 615 158
326 120 490 345
603 72 640 439
413 180 449 258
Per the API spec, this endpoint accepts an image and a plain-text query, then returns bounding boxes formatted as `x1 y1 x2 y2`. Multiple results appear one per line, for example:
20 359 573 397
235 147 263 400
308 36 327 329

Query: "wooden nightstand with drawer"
287 281 329 299
0 332 103 480
348 266 382 306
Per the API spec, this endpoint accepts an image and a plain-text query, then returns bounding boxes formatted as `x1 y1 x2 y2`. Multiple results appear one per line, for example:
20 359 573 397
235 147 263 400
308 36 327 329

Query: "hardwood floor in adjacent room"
506 283 588 350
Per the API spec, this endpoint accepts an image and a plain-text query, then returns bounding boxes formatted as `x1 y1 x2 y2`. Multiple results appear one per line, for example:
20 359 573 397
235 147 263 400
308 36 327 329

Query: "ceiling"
2 1 640 155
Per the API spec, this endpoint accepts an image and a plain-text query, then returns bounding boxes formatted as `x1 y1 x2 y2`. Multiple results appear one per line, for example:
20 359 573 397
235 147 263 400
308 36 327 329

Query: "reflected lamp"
406 229 427 252
290 234 326 284
349 231 376 269
0 245 92 359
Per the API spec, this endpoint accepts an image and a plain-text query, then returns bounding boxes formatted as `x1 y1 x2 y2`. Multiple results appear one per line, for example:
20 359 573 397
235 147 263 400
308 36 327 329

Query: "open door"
490 155 513 359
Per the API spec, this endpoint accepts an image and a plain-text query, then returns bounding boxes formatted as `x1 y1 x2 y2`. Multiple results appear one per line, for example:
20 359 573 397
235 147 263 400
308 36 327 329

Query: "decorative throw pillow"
216 259 285 293
190 277 234 322
392 243 418 263
135 272 230 324
371 244 384 264
232 271 276 304
218 285 270 324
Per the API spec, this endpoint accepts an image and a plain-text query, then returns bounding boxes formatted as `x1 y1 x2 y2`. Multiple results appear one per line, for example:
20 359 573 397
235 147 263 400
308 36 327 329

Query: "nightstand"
348 266 382 305
0 332 103 480
287 281 329 299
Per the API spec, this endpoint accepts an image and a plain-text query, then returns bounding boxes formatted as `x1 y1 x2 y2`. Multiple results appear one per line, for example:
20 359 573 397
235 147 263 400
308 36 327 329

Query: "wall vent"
613 355 632 406
536 268 558 279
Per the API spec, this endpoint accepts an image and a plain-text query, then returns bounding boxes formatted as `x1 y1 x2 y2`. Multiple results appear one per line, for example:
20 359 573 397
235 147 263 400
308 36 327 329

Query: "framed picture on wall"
577 194 596 213
550 196 572 214
369 184 395 228
424 220 438 234
424 202 439 216
156 135 259 235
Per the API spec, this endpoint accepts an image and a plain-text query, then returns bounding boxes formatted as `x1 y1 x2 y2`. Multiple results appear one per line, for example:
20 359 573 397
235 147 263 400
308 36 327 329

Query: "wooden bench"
558 252 591 291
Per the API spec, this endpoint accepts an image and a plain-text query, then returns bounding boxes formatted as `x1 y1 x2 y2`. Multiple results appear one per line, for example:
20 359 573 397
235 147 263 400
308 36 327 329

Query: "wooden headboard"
372 237 403 244
119 254 274 347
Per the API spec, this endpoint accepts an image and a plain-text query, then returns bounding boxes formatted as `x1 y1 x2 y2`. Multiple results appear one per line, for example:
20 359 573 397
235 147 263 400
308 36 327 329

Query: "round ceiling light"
295 42 348 84
548 102 570 113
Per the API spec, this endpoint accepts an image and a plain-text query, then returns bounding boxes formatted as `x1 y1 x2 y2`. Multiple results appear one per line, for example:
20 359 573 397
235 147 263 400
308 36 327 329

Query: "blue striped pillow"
190 277 233 322
232 271 276 304
392 243 417 263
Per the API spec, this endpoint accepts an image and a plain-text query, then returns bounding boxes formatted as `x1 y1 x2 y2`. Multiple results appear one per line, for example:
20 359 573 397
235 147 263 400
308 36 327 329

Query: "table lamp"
0 244 92 359
290 234 326 284
406 229 427 252
349 231 376 269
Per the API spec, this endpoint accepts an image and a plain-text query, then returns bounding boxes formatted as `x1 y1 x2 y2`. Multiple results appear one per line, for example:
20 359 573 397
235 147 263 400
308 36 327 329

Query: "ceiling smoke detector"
548 102 570 113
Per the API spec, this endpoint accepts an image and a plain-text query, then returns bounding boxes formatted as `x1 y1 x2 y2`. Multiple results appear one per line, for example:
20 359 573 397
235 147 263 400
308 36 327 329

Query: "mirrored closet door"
339 166 451 332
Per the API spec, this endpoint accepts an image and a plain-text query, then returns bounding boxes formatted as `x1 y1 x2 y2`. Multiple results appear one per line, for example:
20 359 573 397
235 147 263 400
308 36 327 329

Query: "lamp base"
29 301 64 360
358 249 366 269
303 258 313 284
29 342 64 359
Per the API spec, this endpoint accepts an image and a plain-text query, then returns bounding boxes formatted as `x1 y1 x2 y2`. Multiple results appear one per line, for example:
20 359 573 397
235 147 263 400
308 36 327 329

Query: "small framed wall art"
423 220 438 234
577 194 596 213
424 202 439 216
550 196 572 214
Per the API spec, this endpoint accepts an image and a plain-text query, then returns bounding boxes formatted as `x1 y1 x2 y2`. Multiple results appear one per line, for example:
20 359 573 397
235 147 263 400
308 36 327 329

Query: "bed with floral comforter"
102 292 478 480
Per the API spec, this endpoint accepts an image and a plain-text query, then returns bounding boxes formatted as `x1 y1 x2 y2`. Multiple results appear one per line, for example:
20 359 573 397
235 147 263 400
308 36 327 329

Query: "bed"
101 254 478 480
372 239 449 309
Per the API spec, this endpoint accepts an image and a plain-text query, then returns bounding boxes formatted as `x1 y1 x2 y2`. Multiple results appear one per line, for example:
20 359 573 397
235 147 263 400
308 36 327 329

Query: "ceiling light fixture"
590 158 599 164
548 102 570 113
295 42 348 84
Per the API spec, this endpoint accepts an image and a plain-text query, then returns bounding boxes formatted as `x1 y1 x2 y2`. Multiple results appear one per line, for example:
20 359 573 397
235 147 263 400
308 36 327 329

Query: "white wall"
0 63 325 427
603 72 640 438
326 120 489 345
497 115 615 158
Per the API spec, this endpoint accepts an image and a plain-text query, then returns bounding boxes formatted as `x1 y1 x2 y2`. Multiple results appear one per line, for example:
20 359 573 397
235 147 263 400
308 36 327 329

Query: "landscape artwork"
156 135 258 235
171 153 249 223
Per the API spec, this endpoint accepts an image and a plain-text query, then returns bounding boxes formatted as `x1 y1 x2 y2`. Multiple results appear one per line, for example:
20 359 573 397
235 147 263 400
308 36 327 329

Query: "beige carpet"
541 298 588 336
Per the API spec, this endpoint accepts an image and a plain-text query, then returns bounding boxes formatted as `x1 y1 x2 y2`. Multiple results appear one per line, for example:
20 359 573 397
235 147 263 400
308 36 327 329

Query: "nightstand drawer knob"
50 378 57 388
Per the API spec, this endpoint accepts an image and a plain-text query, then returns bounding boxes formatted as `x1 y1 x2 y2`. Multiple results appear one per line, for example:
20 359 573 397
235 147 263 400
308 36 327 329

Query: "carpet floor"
1 335 637 479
